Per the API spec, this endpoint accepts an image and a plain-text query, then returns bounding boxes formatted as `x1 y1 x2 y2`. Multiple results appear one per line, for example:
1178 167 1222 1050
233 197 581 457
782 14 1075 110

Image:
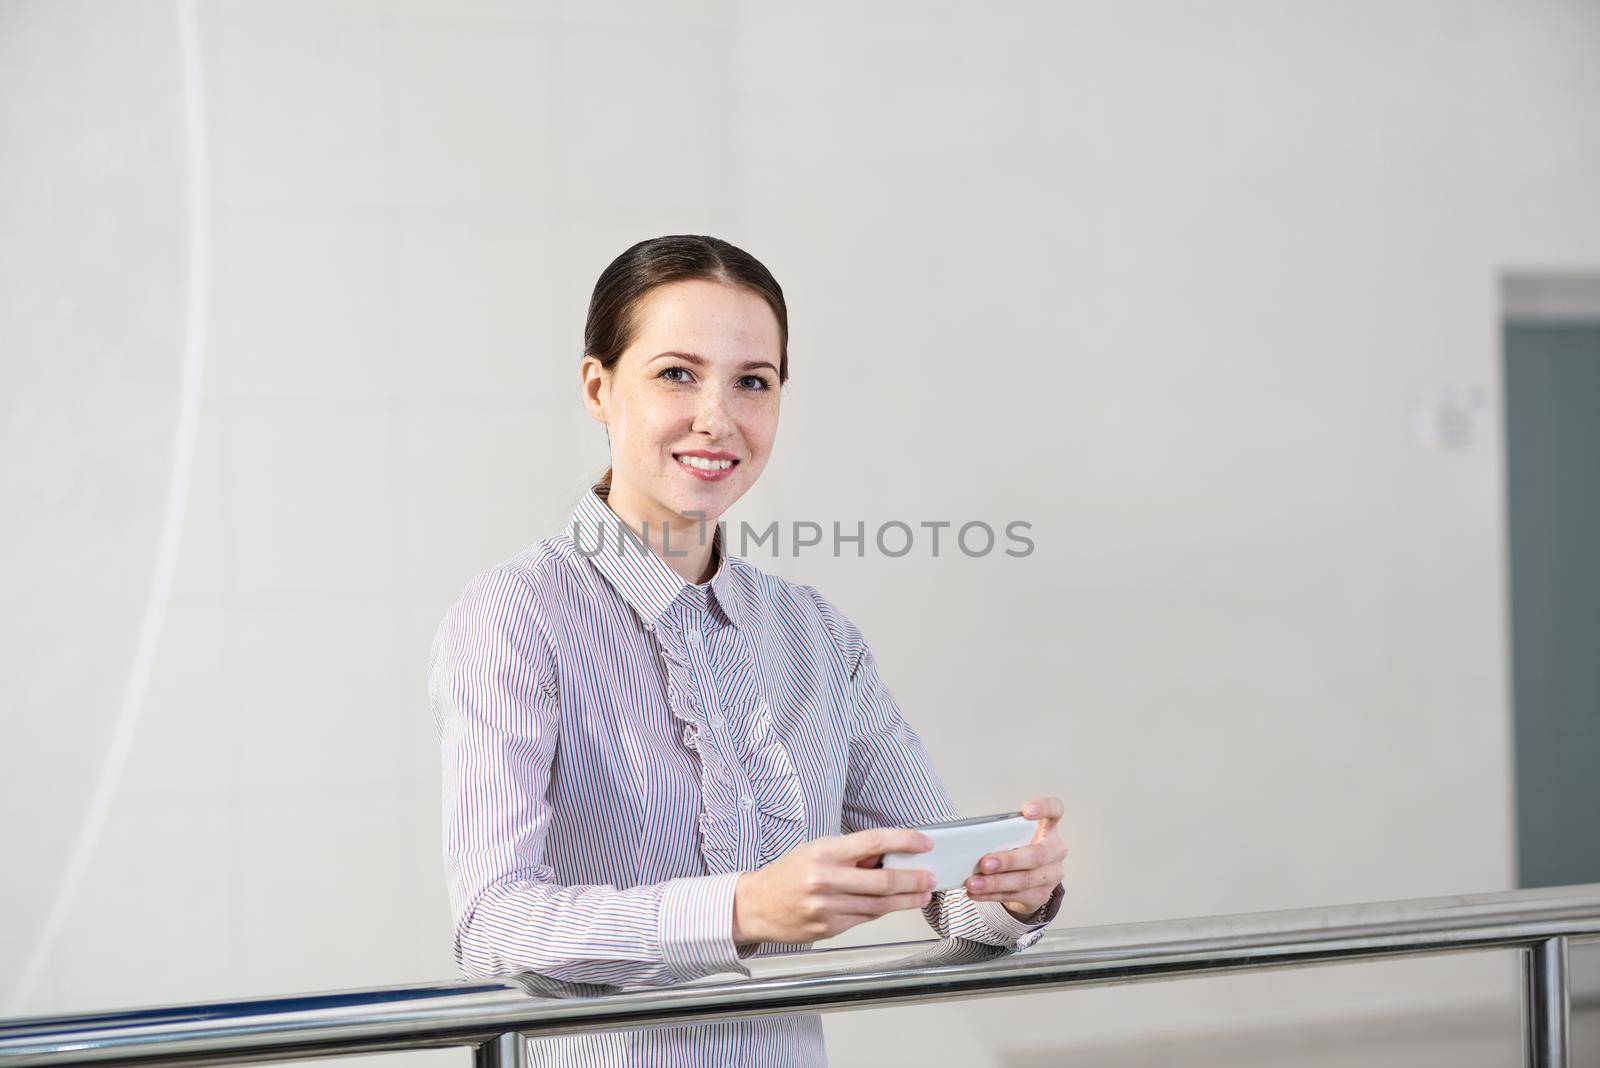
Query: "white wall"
5 0 1600 1064
0 0 202 1012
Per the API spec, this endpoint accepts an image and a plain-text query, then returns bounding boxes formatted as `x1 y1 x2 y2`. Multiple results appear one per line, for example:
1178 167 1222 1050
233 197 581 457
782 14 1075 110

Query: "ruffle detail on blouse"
734 699 808 866
667 674 807 875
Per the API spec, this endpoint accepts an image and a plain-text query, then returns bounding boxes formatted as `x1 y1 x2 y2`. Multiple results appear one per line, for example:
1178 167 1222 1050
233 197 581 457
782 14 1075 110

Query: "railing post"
1521 936 1570 1067
473 1032 526 1068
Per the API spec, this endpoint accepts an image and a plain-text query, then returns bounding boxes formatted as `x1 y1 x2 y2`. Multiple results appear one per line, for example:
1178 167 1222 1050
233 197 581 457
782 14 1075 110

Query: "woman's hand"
733 827 938 945
962 795 1067 921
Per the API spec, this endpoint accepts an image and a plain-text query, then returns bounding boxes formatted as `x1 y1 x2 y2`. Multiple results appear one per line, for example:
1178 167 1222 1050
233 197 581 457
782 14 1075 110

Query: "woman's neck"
600 478 721 586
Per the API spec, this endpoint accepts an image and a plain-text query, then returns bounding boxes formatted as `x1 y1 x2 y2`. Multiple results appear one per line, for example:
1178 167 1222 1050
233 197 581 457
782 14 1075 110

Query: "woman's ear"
579 355 609 425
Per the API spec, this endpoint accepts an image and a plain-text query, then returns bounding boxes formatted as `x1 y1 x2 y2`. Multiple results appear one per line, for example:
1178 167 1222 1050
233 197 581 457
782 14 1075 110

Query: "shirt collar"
566 482 745 632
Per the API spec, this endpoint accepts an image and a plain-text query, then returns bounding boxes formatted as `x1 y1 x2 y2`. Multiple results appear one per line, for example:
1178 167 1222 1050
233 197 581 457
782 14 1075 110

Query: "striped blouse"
428 482 1064 1066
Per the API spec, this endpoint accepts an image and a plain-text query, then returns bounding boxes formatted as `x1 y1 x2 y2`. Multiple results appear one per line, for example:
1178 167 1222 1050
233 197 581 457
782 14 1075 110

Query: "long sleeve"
429 567 755 986
810 589 1064 950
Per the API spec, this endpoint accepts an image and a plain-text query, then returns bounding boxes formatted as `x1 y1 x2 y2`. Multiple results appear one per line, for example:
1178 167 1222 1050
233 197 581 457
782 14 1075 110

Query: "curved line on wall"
6 0 212 1015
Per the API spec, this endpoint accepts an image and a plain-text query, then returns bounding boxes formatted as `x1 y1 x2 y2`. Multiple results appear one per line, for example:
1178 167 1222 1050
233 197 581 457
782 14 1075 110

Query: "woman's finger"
979 837 1061 874
822 863 937 897
967 885 1057 909
965 868 1060 898
977 844 1031 874
824 890 934 916
1021 795 1064 832
1016 836 1068 867
829 827 932 864
960 869 1062 901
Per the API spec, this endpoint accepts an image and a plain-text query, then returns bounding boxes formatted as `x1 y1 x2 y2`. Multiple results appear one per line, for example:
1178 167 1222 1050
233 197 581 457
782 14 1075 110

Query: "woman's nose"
692 395 732 435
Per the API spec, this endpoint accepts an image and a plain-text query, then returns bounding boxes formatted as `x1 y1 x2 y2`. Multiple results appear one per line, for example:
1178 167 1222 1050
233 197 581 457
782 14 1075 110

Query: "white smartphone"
879 811 1038 891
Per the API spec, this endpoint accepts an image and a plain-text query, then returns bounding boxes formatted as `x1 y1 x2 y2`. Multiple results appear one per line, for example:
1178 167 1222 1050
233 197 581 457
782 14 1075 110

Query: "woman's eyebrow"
651 350 778 374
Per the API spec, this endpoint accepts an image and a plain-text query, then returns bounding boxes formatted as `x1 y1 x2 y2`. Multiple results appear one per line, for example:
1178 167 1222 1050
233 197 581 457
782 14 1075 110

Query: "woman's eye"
658 367 770 392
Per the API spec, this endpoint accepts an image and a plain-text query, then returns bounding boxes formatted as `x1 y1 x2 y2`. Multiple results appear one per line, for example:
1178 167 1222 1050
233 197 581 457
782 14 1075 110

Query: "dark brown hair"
584 235 789 490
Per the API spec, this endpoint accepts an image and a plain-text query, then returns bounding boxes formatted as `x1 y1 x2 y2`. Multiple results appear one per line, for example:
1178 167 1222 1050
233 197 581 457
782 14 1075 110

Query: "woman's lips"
673 453 739 482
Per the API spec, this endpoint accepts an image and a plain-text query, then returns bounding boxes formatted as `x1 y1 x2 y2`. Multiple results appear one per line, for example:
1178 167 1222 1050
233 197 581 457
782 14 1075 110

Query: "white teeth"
677 455 734 471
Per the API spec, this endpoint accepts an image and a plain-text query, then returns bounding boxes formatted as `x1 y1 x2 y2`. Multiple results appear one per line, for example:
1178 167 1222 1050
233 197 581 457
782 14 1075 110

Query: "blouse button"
711 711 726 728
739 795 754 810
687 626 702 645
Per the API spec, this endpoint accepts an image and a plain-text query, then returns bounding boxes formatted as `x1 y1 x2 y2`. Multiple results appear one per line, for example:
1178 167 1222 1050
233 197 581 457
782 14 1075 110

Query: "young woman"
430 235 1067 1066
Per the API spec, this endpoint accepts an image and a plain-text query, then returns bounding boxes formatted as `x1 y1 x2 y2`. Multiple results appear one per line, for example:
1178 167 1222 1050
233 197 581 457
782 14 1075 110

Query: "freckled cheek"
747 412 780 454
640 402 695 446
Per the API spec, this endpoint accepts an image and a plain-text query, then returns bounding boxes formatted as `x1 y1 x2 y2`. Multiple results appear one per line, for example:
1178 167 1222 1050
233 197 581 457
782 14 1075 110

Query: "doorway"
1502 272 1600 1002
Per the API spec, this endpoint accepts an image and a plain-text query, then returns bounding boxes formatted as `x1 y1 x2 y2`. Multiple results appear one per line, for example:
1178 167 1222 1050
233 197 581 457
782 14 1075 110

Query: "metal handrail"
3 884 1596 1068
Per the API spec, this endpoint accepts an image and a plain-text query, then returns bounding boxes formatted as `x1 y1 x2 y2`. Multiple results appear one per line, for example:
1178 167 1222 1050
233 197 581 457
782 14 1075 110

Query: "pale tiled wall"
12 1 1600 1066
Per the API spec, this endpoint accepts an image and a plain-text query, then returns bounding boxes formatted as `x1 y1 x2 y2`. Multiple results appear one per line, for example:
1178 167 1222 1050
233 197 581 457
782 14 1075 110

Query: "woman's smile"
673 449 741 481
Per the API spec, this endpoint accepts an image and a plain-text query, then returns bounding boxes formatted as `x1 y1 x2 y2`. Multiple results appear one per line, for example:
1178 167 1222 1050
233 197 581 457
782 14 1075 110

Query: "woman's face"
582 277 782 530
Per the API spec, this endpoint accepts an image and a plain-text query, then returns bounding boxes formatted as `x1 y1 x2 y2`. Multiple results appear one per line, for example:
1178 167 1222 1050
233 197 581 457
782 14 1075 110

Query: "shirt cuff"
973 881 1065 949
658 871 753 982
